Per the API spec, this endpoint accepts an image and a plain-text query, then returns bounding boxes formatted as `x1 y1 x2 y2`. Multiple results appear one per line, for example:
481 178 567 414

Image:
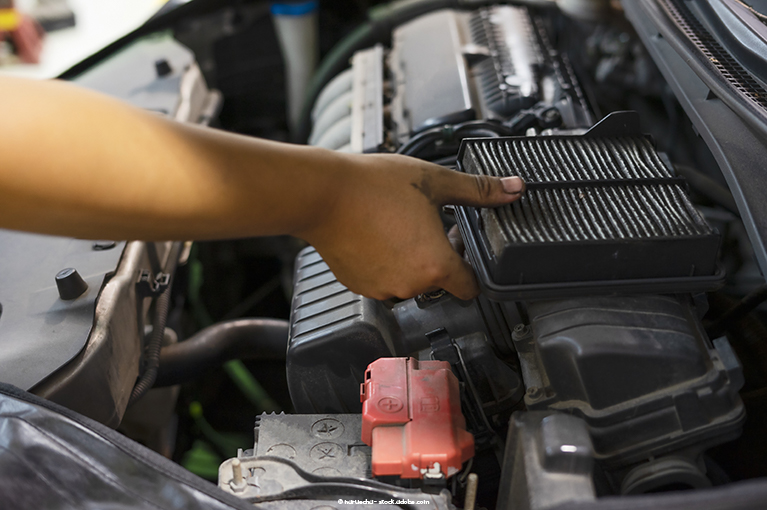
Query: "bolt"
526 386 542 400
230 459 246 492
512 324 532 341
464 473 479 510
544 108 560 122
232 459 243 482
415 289 447 307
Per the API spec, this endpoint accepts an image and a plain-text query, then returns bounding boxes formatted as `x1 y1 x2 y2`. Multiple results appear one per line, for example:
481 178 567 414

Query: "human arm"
0 76 525 299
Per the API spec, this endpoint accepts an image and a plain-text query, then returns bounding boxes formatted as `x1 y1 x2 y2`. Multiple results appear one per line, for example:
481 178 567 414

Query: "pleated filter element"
455 127 723 299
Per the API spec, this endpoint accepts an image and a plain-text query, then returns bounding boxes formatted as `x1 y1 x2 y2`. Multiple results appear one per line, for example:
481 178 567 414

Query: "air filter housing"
455 113 723 300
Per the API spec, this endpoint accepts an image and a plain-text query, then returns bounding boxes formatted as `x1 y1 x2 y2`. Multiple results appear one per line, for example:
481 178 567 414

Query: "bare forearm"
1 75 526 299
0 76 347 240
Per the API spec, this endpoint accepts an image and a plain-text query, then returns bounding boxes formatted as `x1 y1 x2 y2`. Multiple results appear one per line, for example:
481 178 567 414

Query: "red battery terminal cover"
360 357 474 479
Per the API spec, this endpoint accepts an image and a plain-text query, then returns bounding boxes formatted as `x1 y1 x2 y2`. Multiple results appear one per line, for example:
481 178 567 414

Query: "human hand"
298 153 525 300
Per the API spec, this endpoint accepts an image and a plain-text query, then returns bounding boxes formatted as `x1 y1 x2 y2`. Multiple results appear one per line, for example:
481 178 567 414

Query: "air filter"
455 113 723 300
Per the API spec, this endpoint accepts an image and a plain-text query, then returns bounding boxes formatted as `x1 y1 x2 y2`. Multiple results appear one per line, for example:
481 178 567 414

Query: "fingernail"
501 176 525 194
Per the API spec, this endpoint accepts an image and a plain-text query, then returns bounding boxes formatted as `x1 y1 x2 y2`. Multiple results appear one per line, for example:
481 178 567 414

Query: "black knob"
155 59 172 78
55 268 89 300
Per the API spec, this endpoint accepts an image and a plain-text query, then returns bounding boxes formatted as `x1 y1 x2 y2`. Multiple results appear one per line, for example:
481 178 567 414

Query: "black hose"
294 0 505 144
673 164 739 215
397 130 443 156
707 284 767 339
404 129 502 158
397 121 511 158
432 155 458 167
703 455 731 486
128 242 182 405
154 318 289 387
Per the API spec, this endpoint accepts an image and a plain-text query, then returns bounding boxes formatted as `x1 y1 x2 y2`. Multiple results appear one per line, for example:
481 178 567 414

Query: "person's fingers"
447 224 465 256
431 167 525 207
437 253 481 300
13 17 43 64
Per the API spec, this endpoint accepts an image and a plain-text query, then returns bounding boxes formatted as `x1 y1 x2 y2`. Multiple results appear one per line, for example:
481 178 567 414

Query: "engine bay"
2 0 767 509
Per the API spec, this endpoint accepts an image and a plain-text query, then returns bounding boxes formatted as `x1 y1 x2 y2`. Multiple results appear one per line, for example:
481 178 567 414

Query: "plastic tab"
360 357 474 479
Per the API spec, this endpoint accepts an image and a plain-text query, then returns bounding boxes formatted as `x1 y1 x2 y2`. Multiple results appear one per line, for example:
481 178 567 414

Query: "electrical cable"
674 164 739 215
707 284 767 339
128 241 183 405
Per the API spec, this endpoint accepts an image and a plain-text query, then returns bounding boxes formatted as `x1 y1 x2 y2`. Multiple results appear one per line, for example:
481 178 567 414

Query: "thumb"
431 168 526 207
439 255 482 300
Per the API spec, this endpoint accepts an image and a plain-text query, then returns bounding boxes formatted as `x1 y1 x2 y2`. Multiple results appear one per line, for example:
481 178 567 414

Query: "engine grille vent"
469 11 514 76
659 0 767 113
455 125 722 300
468 7 538 116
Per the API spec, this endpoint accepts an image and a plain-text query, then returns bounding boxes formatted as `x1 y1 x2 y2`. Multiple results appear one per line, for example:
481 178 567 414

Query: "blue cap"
271 1 318 16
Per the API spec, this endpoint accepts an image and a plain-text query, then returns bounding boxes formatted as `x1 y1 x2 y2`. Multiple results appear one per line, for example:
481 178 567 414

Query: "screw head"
512 324 532 341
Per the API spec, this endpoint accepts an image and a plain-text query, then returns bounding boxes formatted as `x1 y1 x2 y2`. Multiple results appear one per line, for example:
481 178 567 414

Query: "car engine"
2 0 767 509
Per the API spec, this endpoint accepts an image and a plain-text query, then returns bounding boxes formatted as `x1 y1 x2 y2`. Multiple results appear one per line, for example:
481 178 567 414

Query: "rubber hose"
399 122 507 157
295 23 381 143
674 164 739 215
708 284 767 339
154 318 289 387
128 241 182 405
312 68 354 121
294 0 504 144
457 128 504 138
398 131 443 156
309 91 353 145
315 115 353 150
403 129 500 157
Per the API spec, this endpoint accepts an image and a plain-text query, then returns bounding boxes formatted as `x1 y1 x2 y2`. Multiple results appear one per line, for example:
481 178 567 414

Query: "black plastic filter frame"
455 205 725 301
454 113 725 301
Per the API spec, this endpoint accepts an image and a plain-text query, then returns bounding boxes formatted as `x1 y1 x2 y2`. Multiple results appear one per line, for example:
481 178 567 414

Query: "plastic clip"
136 270 170 297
